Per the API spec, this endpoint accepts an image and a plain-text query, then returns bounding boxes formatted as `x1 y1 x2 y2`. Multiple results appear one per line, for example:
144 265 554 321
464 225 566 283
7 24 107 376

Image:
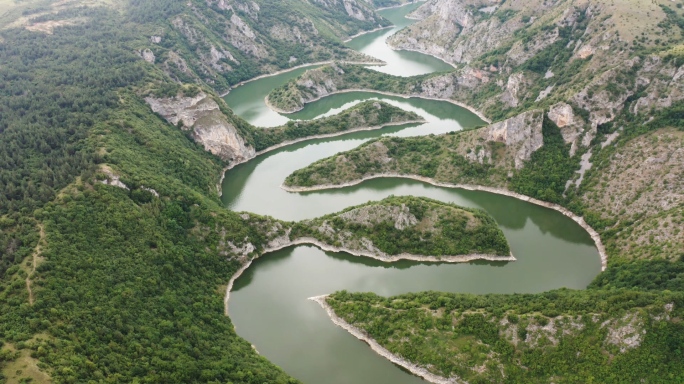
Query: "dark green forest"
0 3 299 383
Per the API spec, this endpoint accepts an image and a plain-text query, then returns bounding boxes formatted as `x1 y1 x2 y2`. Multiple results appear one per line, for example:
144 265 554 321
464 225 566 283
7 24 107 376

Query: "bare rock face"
548 102 584 155
483 110 544 169
138 48 156 64
145 93 255 164
311 0 380 22
339 204 419 230
388 0 521 64
576 44 595 59
98 165 129 190
418 74 457 99
500 73 525 107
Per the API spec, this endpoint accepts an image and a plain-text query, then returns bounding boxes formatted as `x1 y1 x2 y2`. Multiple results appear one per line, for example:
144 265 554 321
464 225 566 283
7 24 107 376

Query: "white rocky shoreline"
219 60 386 97
224 236 515 316
375 0 427 11
309 294 461 384
281 173 608 271
343 25 394 43
215 118 425 196
266 88 491 124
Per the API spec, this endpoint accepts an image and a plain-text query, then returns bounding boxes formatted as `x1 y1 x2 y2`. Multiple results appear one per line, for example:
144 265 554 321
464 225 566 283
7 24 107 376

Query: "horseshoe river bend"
220 3 602 384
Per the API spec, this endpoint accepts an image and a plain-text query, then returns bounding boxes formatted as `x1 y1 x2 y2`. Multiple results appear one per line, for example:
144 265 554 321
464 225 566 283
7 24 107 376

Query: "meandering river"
222 3 602 383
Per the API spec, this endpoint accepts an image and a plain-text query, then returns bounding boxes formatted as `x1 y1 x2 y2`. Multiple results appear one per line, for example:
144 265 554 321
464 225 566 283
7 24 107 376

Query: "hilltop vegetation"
267 63 431 112
325 287 684 383
292 196 511 259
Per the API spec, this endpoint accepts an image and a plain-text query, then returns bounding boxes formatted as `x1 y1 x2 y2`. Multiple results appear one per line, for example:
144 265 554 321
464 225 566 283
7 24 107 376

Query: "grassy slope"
286 113 571 202
285 132 509 187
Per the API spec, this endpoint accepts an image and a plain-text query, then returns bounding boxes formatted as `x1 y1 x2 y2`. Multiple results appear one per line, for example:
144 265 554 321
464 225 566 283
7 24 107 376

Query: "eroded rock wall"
146 92 255 164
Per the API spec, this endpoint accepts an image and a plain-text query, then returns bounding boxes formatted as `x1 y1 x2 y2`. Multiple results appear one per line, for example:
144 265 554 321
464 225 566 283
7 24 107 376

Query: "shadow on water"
322 249 511 270
233 241 515 295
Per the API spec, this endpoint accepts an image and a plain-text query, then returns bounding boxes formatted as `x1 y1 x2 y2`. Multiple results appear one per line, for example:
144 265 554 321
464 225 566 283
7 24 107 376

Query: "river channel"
222 3 602 383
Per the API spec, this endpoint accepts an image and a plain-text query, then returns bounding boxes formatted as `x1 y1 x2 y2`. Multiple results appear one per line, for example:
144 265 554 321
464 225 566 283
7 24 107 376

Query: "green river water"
222 4 602 383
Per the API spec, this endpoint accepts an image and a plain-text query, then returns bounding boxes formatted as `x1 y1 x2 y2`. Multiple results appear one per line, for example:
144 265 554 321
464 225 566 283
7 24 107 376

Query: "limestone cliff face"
473 110 544 169
145 93 255 164
311 0 382 22
382 0 684 158
387 0 521 65
548 102 584 155
143 0 386 94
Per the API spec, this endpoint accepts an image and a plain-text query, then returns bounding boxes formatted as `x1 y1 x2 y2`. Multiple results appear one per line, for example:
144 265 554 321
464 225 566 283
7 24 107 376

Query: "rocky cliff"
141 0 387 94
146 92 256 164
381 0 684 152
468 109 544 169
145 92 423 166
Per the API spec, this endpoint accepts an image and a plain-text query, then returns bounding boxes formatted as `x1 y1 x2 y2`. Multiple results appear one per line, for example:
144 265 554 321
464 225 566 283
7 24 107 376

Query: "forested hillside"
324 288 684 383
134 0 389 93
0 0 404 382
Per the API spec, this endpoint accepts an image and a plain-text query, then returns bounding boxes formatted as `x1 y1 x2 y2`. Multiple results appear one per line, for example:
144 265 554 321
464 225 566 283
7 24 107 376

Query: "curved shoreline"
266 89 491 124
281 173 608 271
386 43 459 68
219 60 386 97
375 0 427 11
215 118 426 196
254 119 426 156
343 25 394 43
224 237 515 317
309 295 459 384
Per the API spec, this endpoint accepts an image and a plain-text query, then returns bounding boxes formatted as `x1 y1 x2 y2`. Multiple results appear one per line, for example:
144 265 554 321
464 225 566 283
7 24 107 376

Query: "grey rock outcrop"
338 204 419 230
146 93 255 164
500 73 525 108
548 102 585 155
138 48 156 64
388 0 521 64
481 110 544 169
